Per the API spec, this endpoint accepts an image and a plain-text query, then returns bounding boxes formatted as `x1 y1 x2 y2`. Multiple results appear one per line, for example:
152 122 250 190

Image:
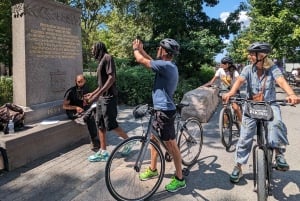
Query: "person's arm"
91 74 115 101
132 39 152 69
276 76 299 104
63 98 84 114
202 76 218 87
222 76 245 102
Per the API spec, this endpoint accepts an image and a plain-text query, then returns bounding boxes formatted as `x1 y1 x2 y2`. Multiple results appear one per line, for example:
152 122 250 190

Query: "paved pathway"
0 88 300 201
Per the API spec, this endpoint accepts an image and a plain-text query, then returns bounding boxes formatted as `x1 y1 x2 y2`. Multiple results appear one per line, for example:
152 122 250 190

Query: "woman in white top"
203 56 242 122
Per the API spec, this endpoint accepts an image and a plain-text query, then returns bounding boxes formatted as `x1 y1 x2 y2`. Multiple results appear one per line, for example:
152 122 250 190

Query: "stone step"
0 114 89 171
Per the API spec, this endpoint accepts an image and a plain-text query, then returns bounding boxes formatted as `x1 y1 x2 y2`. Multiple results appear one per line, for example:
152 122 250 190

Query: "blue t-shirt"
240 64 283 101
150 60 178 110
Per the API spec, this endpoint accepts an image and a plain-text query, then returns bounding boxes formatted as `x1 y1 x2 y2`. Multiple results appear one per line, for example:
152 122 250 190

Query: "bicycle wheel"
105 136 165 201
219 107 233 149
178 117 203 166
256 148 267 201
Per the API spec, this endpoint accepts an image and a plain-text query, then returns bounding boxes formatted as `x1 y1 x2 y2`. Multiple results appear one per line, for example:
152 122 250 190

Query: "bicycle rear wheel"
256 148 267 201
219 107 233 149
178 117 203 166
105 136 165 201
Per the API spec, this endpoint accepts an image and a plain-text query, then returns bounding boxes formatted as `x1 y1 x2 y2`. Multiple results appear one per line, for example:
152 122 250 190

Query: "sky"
203 0 250 62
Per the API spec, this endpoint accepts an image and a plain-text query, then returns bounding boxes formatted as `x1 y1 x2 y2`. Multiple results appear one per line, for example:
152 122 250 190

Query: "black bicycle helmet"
247 42 271 54
221 56 233 64
159 38 180 55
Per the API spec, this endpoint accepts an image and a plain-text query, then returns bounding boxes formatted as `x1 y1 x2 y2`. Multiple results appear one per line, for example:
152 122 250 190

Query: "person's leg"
164 138 186 192
232 102 242 122
230 114 256 183
86 114 100 150
268 105 289 170
88 99 109 162
99 128 107 150
113 126 128 139
139 136 159 181
164 139 182 179
105 96 129 140
155 110 185 192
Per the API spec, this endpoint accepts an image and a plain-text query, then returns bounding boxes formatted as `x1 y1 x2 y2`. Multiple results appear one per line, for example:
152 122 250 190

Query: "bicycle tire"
178 117 203 166
256 148 267 201
266 148 273 196
219 107 233 149
105 136 165 201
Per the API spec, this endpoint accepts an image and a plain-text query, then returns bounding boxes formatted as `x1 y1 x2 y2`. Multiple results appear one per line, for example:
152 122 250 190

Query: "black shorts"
153 110 176 141
96 96 118 131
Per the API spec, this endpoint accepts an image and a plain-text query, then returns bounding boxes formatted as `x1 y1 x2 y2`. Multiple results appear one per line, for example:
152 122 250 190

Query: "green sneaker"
88 150 110 162
139 167 158 181
165 176 186 192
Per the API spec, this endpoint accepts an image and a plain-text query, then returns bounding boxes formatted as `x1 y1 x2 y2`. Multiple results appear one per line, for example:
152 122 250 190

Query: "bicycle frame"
133 106 198 173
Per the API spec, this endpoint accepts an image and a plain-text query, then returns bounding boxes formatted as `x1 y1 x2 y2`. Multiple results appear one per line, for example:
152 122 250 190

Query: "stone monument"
11 0 82 123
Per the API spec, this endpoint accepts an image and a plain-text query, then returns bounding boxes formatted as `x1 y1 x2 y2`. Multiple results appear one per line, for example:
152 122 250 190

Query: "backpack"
0 103 25 133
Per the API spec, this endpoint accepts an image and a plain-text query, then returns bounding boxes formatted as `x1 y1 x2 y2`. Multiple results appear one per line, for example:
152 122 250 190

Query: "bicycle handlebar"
228 97 296 107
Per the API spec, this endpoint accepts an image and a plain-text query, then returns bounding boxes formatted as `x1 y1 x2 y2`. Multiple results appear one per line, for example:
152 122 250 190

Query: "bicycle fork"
134 116 154 173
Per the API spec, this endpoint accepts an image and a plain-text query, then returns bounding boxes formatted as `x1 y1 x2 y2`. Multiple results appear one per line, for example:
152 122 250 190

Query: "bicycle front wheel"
178 117 203 166
105 136 165 201
256 148 267 201
219 107 233 149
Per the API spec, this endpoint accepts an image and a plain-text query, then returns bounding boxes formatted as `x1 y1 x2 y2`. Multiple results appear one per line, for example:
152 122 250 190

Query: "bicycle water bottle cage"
133 104 148 119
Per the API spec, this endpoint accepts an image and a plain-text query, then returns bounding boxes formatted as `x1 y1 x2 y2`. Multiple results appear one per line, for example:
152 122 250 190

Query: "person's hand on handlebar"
285 94 299 105
222 91 235 103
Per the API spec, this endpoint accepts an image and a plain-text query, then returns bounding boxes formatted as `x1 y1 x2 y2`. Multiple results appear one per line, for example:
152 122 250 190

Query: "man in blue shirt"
223 42 299 183
132 38 186 192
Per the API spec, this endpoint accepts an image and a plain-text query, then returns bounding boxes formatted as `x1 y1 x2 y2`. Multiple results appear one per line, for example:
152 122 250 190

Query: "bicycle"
230 97 292 201
217 88 242 150
105 102 203 201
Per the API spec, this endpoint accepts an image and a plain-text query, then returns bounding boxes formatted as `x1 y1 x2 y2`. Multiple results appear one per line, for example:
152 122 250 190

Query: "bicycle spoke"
179 118 203 166
105 137 165 201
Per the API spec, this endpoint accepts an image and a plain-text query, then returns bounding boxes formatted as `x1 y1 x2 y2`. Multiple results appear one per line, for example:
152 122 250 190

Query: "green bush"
117 66 154 105
198 64 215 85
84 74 98 91
0 76 13 105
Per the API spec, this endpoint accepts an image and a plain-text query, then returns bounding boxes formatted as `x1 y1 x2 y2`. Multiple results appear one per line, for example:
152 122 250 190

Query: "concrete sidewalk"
0 92 300 201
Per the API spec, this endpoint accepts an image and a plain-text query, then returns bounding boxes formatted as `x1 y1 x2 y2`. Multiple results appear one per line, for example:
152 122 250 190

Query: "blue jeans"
235 105 288 165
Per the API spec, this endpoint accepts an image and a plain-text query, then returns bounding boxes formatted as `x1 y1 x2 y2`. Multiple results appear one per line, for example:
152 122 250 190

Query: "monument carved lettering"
28 23 81 59
12 1 81 25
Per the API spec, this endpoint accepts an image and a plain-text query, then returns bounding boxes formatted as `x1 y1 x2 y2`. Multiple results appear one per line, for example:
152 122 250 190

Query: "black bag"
0 103 25 132
244 102 274 121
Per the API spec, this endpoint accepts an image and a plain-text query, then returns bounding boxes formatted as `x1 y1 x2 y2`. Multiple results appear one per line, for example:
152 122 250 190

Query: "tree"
228 0 300 64
0 0 12 75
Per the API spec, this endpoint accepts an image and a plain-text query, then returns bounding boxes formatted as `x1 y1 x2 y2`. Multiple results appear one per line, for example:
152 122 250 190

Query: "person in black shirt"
63 74 99 151
85 42 130 162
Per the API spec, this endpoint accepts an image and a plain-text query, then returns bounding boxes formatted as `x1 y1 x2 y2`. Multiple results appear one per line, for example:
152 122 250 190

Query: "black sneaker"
275 154 289 171
230 166 243 183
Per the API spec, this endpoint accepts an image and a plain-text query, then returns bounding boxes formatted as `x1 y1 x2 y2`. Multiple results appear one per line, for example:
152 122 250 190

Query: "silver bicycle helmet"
247 42 271 54
159 38 180 55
